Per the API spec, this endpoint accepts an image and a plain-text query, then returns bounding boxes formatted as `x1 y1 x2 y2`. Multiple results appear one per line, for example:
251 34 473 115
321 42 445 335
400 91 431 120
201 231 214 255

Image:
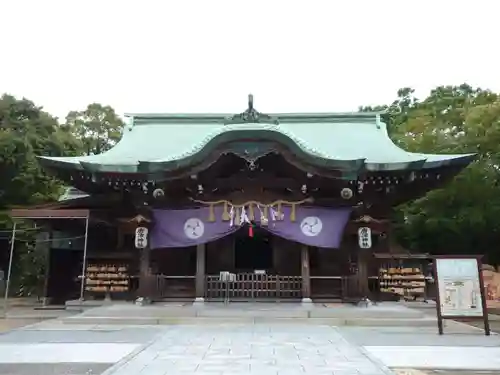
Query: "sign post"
433 255 490 335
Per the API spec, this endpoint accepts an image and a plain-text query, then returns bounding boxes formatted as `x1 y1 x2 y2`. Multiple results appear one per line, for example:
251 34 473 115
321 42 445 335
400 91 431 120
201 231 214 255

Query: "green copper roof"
39 110 475 176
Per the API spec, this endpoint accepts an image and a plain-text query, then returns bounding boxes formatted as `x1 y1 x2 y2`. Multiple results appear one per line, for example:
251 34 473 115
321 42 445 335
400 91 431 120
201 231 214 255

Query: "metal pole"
3 222 17 316
79 216 90 300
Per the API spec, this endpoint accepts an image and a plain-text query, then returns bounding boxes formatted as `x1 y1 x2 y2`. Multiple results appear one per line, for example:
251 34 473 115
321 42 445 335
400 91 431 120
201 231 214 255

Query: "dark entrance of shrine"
234 227 273 272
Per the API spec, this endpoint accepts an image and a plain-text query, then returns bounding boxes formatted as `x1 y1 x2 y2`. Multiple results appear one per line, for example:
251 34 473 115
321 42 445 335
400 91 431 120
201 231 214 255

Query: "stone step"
62 315 440 327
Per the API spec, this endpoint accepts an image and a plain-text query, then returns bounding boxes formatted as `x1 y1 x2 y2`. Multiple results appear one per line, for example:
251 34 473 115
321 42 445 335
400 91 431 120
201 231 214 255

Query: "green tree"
360 87 419 140
0 94 82 295
0 94 80 207
378 85 500 265
65 103 124 155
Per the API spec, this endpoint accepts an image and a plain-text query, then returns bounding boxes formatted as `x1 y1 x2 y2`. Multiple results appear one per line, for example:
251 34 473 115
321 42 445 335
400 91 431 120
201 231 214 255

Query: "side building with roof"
10 96 474 304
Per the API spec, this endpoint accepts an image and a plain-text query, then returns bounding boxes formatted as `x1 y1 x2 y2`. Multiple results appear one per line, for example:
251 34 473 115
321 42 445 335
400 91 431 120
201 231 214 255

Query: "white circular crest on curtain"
184 218 205 239
300 216 323 237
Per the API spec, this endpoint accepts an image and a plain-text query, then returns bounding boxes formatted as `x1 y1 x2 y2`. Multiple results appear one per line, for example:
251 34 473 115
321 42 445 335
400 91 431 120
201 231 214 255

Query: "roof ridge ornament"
225 94 279 125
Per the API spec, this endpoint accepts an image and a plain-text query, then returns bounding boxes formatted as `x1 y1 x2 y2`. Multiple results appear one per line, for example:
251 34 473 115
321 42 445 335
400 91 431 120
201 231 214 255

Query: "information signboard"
436 258 483 317
434 256 490 335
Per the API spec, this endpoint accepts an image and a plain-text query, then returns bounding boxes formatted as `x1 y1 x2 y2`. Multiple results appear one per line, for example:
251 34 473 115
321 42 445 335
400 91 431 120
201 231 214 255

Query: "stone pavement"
338 326 500 371
0 304 76 333
337 326 500 347
365 346 500 370
104 323 394 375
0 318 41 334
0 321 162 375
1 303 500 374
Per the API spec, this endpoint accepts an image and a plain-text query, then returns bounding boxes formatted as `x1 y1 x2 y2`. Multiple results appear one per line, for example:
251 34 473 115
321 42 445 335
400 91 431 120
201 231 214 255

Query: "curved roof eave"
135 128 366 174
364 153 476 172
36 112 477 175
38 156 84 171
419 153 477 169
38 153 477 176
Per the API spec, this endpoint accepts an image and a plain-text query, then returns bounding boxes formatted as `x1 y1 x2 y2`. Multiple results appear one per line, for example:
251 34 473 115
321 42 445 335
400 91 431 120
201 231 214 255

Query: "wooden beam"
196 171 349 191
345 220 389 234
10 209 89 219
210 176 303 189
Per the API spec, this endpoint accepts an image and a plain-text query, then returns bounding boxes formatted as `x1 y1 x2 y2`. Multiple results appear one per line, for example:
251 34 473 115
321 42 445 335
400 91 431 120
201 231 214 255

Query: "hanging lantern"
358 226 372 249
135 226 149 249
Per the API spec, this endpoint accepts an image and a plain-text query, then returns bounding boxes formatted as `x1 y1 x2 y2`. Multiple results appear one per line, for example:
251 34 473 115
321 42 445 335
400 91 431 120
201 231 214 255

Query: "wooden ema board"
433 255 490 335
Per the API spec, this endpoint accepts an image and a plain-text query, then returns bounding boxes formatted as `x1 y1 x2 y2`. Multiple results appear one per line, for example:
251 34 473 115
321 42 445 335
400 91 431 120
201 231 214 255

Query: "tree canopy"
0 95 125 208
0 95 124 295
64 103 124 156
363 85 500 264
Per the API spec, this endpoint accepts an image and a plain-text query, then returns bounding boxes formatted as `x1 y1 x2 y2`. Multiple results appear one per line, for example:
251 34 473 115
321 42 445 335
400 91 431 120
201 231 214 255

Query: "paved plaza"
104 323 393 375
0 321 162 375
102 324 500 375
0 305 499 374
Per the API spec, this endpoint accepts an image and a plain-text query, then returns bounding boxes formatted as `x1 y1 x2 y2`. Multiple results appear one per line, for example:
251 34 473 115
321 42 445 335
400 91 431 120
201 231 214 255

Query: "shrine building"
9 96 475 304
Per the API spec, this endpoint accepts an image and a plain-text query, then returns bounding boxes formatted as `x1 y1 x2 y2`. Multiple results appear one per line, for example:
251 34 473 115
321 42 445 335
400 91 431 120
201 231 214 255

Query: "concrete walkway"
101 323 500 374
1 302 498 374
365 346 500 370
0 312 497 374
336 326 500 371
103 324 394 375
0 321 162 375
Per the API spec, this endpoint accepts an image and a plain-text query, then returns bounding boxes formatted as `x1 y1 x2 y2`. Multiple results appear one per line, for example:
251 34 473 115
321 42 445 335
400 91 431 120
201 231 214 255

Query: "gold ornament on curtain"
290 203 297 222
222 201 230 221
208 204 215 222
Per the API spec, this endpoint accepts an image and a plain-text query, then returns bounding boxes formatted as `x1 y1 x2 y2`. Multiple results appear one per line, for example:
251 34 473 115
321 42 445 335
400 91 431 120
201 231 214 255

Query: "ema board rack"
85 263 130 293
378 266 429 299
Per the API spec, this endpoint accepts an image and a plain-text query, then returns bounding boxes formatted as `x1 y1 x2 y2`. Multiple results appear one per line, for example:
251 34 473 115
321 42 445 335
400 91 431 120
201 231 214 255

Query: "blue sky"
0 0 498 120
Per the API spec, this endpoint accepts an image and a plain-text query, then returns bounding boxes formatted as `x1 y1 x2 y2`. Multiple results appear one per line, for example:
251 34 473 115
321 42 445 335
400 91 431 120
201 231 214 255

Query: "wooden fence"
205 273 302 300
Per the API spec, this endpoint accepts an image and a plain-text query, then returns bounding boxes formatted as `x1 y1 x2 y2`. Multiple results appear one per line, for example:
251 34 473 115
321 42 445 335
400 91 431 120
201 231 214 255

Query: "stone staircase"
59 301 465 329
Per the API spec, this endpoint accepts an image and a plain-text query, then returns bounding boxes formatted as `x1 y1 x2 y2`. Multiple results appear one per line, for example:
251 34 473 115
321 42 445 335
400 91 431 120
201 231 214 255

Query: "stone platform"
60 302 467 329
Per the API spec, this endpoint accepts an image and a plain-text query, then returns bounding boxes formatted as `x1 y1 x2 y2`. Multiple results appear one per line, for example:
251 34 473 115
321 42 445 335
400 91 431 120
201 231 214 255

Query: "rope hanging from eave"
188 197 314 222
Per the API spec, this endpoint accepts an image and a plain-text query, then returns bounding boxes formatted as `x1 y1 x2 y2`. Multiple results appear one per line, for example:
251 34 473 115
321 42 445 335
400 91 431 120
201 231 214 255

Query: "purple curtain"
150 207 238 248
260 206 351 248
150 206 351 249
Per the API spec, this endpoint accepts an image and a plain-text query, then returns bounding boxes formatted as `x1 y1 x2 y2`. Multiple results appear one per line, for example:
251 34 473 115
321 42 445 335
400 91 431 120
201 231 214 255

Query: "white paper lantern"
358 226 372 249
135 227 149 249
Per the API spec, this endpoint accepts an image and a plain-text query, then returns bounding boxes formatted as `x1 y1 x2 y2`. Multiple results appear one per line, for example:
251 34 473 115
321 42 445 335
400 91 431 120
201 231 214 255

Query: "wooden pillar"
41 230 53 306
138 247 151 297
353 221 373 299
357 248 370 297
301 245 311 302
195 243 206 302
137 224 152 302
139 247 151 277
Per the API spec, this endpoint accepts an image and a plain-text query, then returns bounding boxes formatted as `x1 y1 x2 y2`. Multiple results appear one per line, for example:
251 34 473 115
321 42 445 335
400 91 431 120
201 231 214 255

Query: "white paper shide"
134 226 148 249
436 258 483 317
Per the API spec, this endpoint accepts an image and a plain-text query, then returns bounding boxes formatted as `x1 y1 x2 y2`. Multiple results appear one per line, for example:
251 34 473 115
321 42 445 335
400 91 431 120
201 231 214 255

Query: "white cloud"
0 0 498 119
